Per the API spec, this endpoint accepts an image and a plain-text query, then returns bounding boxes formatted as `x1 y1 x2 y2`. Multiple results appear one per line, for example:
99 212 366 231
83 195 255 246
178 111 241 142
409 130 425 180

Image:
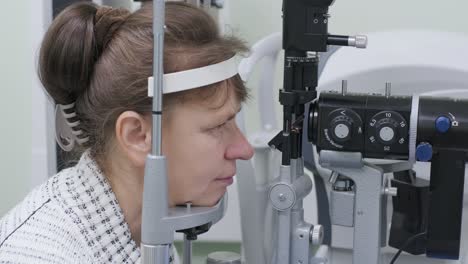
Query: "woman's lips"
215 176 234 186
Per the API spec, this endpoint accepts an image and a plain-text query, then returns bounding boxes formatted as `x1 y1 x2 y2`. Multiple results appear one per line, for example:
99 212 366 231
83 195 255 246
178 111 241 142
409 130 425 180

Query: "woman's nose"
225 127 254 160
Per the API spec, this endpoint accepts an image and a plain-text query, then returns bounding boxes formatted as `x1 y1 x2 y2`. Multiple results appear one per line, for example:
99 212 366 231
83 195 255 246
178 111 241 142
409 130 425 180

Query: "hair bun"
94 6 130 54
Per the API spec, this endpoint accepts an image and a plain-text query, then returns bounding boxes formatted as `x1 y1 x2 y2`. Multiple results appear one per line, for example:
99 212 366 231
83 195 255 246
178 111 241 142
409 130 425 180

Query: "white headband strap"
148 55 239 97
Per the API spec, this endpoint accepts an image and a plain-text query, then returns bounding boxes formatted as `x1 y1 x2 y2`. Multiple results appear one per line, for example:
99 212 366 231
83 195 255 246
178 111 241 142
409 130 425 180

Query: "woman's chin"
191 192 226 207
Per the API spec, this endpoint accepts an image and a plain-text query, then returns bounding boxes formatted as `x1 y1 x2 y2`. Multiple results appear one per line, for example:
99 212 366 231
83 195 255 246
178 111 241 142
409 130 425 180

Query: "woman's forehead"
188 81 240 110
188 93 240 118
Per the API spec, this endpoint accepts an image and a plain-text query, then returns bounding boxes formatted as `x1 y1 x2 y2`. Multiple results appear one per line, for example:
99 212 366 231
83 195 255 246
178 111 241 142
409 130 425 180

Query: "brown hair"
39 2 249 167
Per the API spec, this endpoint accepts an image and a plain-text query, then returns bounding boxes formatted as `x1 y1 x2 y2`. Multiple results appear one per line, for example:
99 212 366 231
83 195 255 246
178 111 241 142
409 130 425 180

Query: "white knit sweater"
0 151 179 264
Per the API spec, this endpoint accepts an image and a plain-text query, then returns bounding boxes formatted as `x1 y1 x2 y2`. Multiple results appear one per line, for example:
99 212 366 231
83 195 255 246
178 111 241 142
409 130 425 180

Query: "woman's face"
162 87 254 206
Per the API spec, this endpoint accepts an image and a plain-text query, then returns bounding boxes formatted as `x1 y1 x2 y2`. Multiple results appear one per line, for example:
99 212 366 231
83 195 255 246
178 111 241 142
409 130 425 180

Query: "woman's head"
39 2 254 206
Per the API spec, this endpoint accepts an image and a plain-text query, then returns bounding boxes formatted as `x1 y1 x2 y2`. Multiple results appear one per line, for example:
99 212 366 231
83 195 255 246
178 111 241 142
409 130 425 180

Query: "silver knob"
349 35 368 48
379 126 395 142
385 187 398 197
310 225 324 246
333 178 354 191
334 123 350 139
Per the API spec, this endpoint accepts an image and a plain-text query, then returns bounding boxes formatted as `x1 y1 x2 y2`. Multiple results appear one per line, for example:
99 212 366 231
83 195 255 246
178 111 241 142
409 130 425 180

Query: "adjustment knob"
384 187 398 197
416 142 433 161
330 112 354 143
310 225 324 246
349 35 368 48
333 122 351 141
379 126 395 143
435 116 451 133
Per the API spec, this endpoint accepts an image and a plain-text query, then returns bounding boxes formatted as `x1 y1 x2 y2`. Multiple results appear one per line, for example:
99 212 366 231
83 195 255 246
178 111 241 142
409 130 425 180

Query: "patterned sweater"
0 151 178 264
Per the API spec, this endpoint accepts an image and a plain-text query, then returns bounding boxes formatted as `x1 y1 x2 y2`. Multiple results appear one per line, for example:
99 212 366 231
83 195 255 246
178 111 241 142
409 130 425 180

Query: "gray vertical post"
183 235 192 264
141 0 171 263
151 0 164 156
275 165 292 264
290 158 315 264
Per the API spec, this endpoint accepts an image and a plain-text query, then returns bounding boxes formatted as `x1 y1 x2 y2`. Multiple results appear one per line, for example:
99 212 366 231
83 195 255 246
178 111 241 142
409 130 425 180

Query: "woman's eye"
213 122 226 130
208 119 235 133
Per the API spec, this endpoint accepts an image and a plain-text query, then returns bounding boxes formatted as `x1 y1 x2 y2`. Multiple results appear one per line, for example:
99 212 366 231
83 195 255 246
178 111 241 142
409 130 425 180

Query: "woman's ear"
115 111 152 168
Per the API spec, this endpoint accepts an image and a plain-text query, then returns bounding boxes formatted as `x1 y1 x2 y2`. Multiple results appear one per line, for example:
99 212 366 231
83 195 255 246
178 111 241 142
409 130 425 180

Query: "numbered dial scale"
367 111 408 153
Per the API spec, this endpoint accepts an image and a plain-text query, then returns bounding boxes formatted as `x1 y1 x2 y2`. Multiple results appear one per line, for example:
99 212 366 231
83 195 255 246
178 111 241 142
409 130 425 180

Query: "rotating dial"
325 108 363 147
368 111 408 152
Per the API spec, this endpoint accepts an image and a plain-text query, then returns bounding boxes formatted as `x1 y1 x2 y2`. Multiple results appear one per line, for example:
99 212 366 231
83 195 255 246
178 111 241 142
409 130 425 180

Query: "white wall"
226 0 468 47
0 0 51 217
0 2 33 216
31 0 55 191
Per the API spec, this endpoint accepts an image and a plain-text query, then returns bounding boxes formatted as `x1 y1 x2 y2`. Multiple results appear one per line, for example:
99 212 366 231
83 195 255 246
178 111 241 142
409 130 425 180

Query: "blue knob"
435 116 451 133
416 142 433 162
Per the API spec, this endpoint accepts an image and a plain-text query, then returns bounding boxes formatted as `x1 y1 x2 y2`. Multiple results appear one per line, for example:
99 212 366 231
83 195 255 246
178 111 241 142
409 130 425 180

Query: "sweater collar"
49 150 141 263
